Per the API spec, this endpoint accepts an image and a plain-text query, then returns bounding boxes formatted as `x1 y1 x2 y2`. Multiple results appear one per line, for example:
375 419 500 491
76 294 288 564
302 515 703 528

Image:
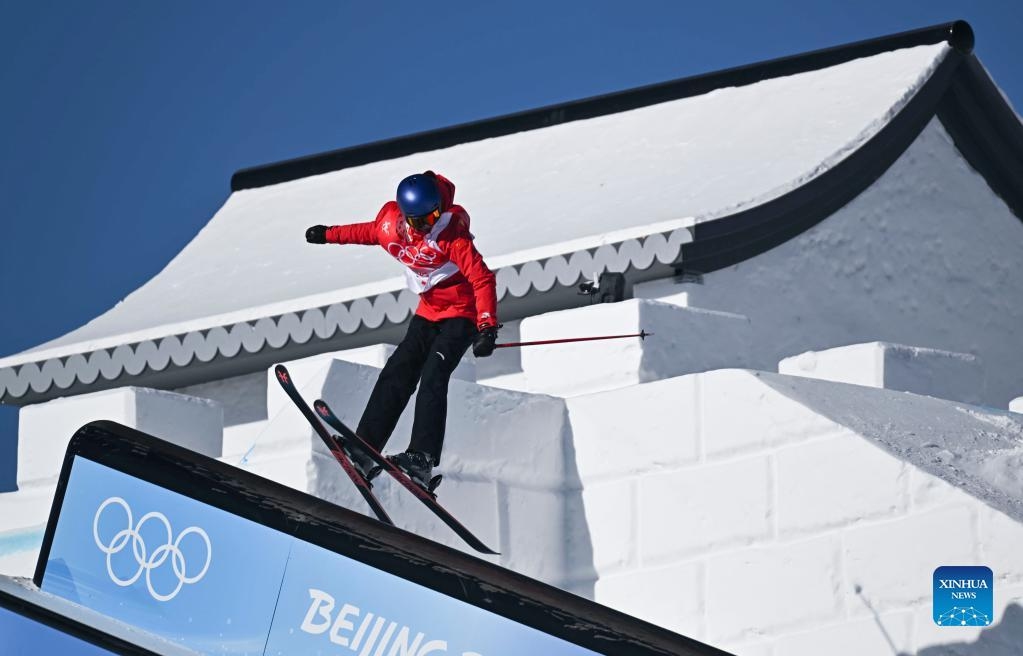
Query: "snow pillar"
17 387 223 487
512 299 753 397
778 342 985 405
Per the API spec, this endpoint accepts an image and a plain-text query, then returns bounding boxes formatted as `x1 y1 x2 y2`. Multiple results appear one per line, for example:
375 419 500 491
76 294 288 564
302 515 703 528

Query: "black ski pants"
357 315 475 464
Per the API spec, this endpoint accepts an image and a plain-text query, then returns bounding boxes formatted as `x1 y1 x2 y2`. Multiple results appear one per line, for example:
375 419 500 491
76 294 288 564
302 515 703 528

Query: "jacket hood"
429 171 456 211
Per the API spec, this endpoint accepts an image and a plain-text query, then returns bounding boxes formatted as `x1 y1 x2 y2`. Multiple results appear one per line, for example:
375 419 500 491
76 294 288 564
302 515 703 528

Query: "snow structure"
1 20 1022 656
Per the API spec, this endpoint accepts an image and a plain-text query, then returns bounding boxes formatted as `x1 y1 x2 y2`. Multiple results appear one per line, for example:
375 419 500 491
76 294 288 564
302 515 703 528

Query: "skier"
305 171 499 492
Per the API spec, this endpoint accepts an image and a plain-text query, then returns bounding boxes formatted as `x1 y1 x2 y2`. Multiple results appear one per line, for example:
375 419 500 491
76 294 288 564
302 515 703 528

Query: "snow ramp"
25 420 728 656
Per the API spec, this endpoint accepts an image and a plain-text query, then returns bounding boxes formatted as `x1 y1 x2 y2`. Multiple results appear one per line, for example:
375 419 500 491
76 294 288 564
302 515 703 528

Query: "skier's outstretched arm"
306 204 391 246
305 220 378 245
325 221 378 245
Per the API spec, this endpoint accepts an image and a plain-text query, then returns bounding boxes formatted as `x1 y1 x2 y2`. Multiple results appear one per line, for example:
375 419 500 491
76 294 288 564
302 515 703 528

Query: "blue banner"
265 539 596 655
42 457 291 654
42 457 599 656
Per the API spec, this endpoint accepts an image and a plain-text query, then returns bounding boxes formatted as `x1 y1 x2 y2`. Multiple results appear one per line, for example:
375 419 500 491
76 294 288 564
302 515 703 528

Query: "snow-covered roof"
4 21 1021 404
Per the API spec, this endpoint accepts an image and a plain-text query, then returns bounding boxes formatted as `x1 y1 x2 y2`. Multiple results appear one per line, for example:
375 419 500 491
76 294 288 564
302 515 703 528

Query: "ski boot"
387 450 443 495
341 441 382 483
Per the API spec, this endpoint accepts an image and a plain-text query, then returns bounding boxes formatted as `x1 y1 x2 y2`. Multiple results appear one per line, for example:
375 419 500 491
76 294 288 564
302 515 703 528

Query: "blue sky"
1 1 1020 489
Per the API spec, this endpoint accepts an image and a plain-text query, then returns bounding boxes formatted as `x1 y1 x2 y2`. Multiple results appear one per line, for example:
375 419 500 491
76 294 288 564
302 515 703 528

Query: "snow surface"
0 44 948 366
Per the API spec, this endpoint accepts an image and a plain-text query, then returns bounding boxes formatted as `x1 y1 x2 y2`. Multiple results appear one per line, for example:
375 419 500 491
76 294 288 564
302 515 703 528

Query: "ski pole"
494 330 651 349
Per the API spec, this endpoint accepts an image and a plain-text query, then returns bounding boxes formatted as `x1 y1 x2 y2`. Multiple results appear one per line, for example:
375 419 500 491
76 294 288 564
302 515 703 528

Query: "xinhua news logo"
93 496 213 602
933 566 993 627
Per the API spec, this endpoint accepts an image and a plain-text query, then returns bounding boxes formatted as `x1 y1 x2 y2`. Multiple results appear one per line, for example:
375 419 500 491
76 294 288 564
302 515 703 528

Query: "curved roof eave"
7 21 1023 406
675 50 1023 276
0 226 694 403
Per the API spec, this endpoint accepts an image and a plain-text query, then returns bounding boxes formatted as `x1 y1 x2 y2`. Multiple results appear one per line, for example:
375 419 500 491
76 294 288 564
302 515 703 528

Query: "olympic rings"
386 241 438 266
93 496 212 602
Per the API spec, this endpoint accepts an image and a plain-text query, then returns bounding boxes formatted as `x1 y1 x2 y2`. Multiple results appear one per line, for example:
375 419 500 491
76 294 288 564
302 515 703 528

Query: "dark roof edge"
678 47 1023 275
231 20 973 192
937 55 1023 221
678 49 966 272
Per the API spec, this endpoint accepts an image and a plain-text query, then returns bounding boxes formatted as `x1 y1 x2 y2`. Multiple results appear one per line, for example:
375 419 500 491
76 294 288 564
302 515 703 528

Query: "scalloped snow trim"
0 228 691 401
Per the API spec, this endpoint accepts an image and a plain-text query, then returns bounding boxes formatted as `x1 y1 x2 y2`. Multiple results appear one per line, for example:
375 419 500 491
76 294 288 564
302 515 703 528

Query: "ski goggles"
404 208 441 233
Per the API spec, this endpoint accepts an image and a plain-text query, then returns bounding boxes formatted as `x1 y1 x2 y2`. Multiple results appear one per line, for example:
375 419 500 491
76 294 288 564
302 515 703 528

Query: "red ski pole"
494 330 652 349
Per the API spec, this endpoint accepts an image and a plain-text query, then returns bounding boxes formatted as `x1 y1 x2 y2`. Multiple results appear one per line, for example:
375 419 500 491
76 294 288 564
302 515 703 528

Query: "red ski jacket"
324 173 498 327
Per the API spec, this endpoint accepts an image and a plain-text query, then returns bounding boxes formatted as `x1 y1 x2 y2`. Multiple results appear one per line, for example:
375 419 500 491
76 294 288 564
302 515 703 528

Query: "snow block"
499 485 572 582
706 535 843 641
698 370 846 458
0 487 59 577
567 375 700 482
771 613 913 656
576 479 637 577
472 319 524 381
843 505 976 614
0 485 55 534
639 455 772 561
593 562 704 639
176 370 267 427
0 538 42 579
512 299 752 397
978 506 1023 584
775 436 907 536
18 387 223 487
232 444 313 495
1010 396 1023 413
778 341 985 404
630 276 693 308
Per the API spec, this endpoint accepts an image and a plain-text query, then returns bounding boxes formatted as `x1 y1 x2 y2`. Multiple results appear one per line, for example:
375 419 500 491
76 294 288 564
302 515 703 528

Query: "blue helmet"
396 173 441 232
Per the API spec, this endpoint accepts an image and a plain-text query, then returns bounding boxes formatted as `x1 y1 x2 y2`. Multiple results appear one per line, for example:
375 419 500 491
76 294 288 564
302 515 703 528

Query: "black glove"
472 324 498 358
305 225 328 244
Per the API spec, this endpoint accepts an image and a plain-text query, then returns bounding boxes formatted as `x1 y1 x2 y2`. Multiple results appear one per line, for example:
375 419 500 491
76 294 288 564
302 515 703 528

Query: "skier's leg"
357 315 437 451
407 317 475 463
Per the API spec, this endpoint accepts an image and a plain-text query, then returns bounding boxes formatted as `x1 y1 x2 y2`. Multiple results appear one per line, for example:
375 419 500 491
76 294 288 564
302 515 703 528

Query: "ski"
313 398 499 555
273 365 393 526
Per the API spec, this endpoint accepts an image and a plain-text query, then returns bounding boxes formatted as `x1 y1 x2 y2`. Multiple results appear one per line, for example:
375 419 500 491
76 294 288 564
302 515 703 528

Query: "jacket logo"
386 242 438 267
